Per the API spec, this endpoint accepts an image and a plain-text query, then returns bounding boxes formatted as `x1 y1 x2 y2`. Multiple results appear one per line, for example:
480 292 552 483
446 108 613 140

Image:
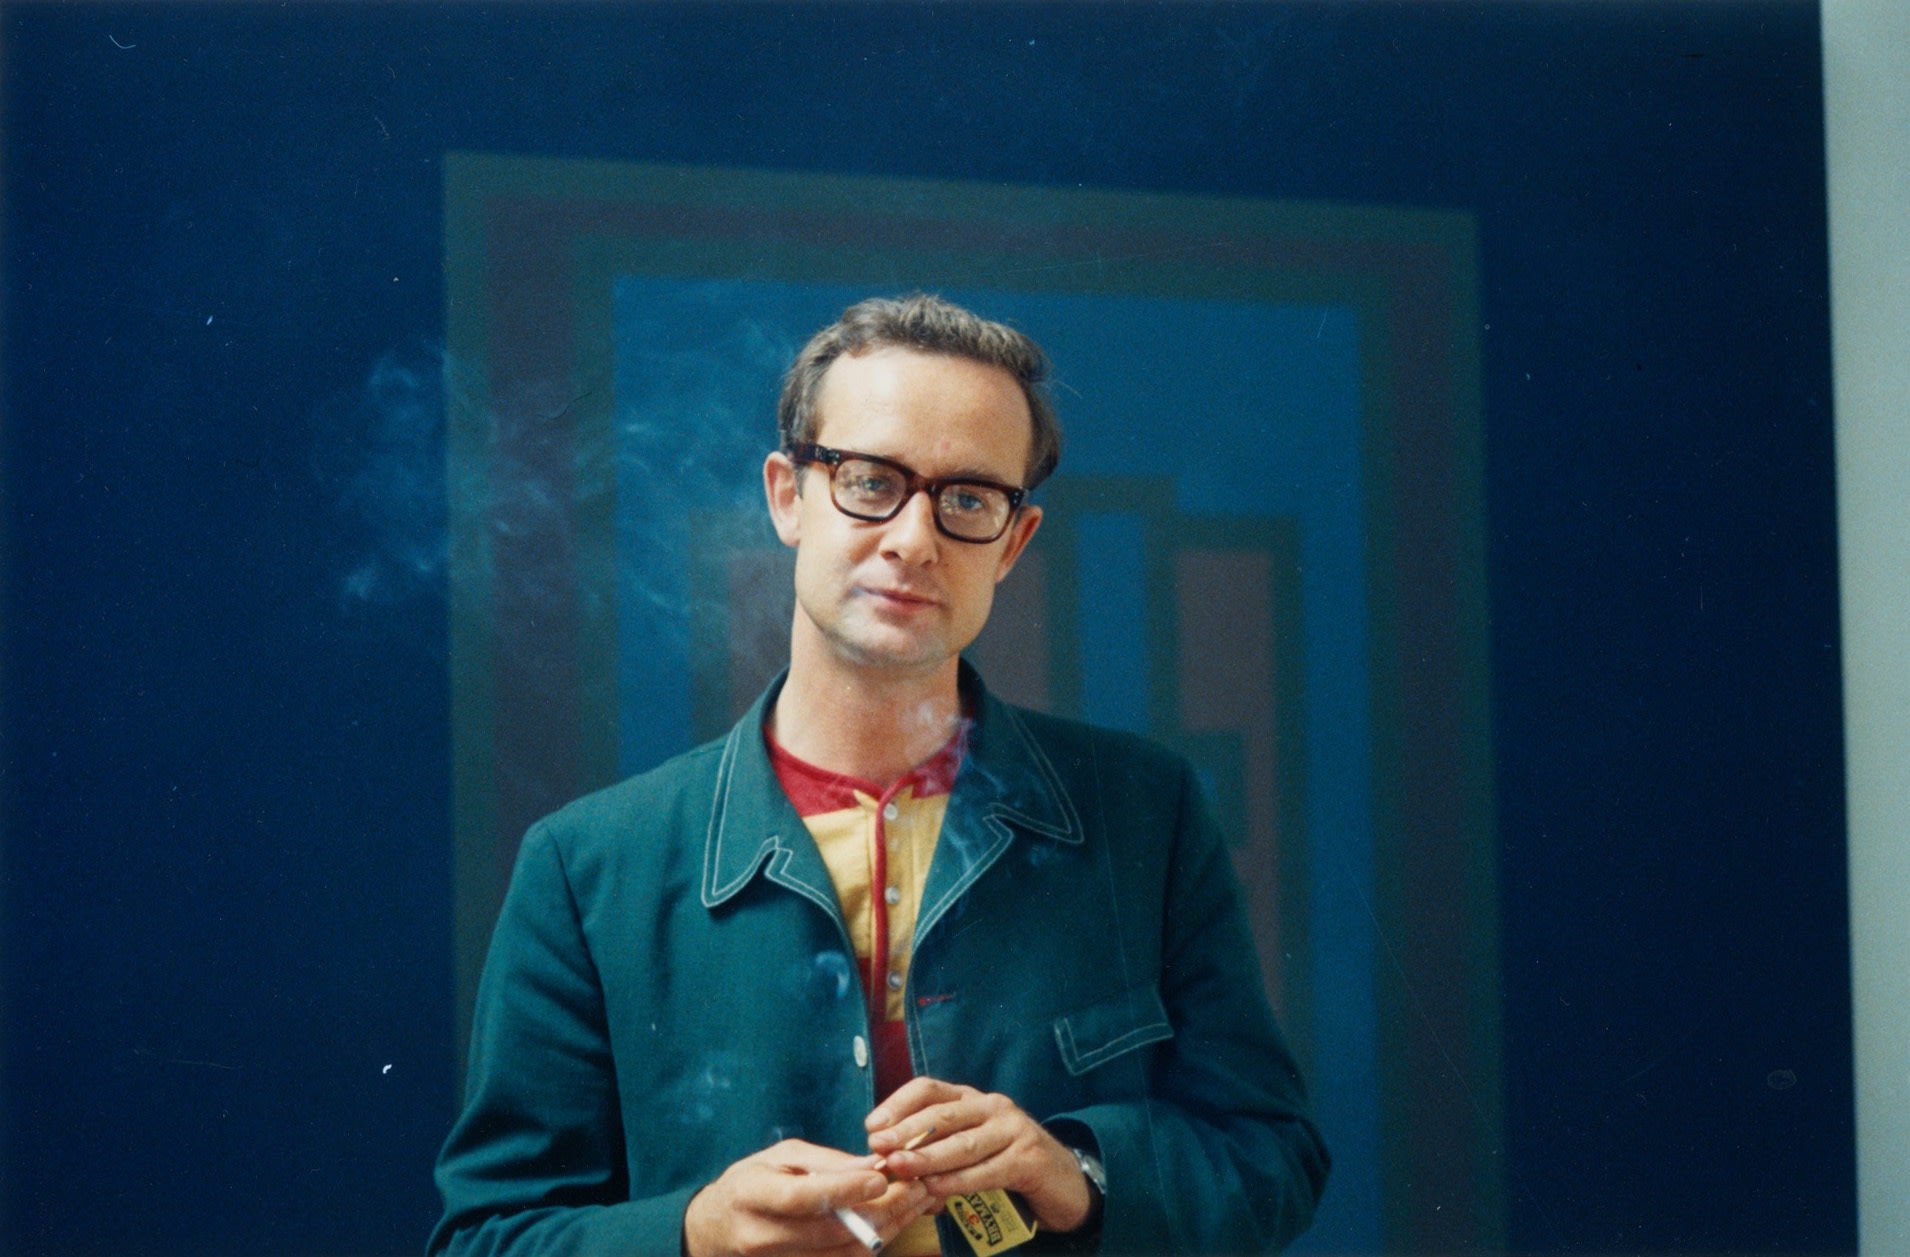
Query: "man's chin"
829 627 955 675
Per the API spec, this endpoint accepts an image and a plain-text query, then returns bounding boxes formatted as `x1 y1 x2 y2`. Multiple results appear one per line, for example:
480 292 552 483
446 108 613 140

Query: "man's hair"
777 293 1062 489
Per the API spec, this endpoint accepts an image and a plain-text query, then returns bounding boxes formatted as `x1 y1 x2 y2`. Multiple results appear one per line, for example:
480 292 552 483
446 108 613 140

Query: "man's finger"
866 1075 967 1131
869 1098 989 1156
888 1128 995 1178
877 1098 1010 1170
917 1144 1022 1199
750 1164 890 1217
764 1141 887 1175
868 1180 935 1231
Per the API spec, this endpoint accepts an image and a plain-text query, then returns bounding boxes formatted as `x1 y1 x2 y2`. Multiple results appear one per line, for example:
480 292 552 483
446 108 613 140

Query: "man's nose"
880 490 940 562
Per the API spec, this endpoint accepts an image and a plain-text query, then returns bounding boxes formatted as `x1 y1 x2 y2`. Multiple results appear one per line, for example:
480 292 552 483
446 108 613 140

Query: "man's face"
765 346 1043 680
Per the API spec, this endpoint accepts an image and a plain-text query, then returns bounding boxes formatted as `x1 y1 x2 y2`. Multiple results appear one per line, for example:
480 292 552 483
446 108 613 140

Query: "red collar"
763 722 968 816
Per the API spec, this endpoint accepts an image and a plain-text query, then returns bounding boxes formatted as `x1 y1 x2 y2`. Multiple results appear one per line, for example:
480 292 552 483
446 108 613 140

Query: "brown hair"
777 293 1062 489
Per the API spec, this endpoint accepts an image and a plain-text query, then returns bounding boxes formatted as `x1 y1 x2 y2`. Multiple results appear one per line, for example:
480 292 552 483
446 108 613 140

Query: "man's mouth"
865 586 938 609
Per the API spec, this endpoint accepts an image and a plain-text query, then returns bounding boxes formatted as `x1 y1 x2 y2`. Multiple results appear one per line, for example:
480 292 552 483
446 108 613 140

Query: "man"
430 294 1329 1256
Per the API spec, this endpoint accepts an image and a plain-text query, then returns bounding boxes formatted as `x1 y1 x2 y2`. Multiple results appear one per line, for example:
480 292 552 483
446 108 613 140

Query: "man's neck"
769 649 966 788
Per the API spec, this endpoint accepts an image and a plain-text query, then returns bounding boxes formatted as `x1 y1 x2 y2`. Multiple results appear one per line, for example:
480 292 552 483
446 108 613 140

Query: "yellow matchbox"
946 1188 1037 1256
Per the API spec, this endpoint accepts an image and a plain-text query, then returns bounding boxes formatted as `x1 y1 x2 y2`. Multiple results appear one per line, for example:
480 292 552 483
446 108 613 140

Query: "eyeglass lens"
831 457 1013 542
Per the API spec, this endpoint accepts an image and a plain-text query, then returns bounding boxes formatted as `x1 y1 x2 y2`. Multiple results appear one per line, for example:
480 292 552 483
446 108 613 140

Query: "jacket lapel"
916 664 1083 943
699 674 844 929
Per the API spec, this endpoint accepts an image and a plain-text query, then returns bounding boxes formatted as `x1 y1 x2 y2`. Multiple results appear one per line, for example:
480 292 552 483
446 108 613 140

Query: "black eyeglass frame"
784 441 1028 544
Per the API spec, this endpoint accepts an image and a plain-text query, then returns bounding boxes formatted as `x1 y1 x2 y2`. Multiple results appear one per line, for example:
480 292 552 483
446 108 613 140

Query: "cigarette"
834 1205 883 1252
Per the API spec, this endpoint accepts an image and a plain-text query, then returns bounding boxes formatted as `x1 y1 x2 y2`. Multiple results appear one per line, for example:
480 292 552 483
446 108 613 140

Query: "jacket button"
853 1035 869 1068
886 971 903 992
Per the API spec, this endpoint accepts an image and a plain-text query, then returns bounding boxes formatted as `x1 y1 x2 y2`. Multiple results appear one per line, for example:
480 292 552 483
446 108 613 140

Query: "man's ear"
992 504 1043 583
764 451 803 548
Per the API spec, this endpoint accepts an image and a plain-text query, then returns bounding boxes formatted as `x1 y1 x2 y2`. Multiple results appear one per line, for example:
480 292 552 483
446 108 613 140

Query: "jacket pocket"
1052 982 1174 1077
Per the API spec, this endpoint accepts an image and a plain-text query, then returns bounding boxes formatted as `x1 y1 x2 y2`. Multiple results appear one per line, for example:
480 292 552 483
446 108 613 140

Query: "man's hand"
683 1139 935 1257
865 1078 1093 1234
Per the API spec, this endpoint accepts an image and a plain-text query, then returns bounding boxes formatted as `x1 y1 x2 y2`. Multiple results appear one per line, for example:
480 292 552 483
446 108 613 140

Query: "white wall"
1823 2 1910 1252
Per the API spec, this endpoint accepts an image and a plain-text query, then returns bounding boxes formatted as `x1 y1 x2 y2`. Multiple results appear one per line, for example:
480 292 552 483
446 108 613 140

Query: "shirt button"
884 885 902 905
887 971 903 992
853 1036 869 1068
883 802 899 821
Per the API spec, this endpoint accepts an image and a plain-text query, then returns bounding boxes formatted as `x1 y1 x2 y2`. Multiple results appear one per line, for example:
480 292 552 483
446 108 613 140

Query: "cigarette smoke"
310 343 449 616
312 318 799 755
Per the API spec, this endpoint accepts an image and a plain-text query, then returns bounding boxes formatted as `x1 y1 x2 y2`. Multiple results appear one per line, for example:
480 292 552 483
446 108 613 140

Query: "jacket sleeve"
1047 760 1330 1255
428 821 698 1257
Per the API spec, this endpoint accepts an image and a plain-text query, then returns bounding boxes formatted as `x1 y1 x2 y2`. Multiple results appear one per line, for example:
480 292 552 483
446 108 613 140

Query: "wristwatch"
1068 1146 1107 1231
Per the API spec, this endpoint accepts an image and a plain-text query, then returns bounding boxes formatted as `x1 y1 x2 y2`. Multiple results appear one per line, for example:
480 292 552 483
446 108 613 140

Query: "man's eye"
946 490 988 515
840 467 901 499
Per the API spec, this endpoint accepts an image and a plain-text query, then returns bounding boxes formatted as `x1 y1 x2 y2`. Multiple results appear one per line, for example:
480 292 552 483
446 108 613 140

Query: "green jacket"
431 667 1328 1255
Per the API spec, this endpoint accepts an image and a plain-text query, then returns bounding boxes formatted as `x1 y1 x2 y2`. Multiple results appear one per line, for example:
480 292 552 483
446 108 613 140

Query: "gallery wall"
3 3 1852 1254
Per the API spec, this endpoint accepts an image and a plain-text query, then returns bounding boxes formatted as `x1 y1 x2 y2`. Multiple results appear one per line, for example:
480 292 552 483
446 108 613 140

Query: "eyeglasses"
785 442 1027 544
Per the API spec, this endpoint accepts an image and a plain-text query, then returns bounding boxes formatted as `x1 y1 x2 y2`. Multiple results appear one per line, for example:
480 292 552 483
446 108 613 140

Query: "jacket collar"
700 661 1081 911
